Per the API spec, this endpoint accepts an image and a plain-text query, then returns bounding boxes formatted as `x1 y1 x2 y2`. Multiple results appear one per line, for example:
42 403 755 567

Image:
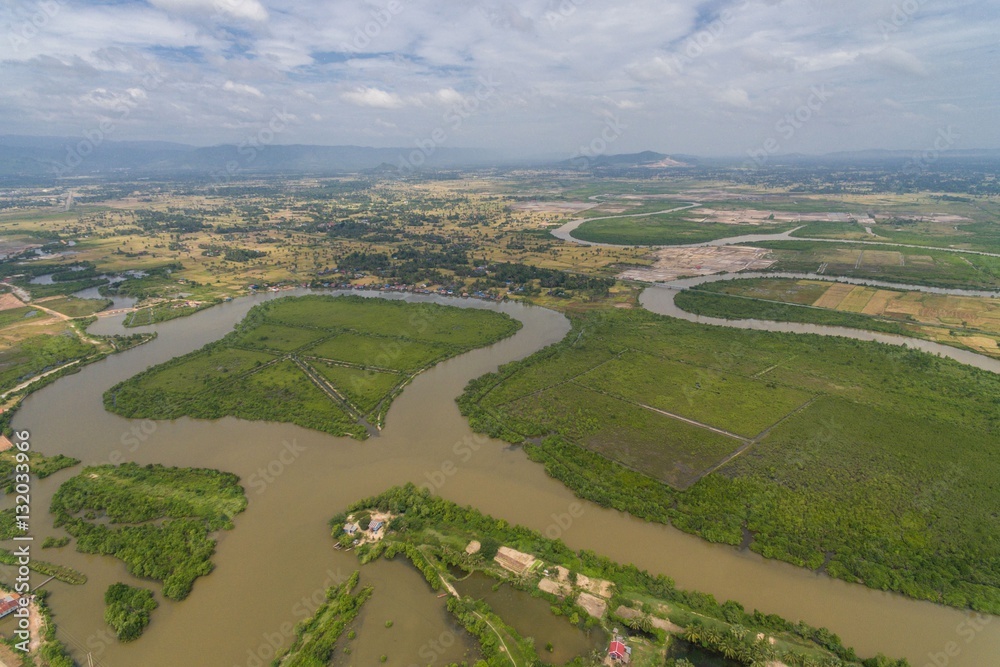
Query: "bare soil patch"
494 546 536 575
619 246 775 283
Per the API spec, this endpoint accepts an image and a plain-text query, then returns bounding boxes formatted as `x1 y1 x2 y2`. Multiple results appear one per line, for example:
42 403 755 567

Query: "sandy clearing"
576 592 607 619
538 578 571 598
0 294 25 311
619 246 775 283
494 546 536 575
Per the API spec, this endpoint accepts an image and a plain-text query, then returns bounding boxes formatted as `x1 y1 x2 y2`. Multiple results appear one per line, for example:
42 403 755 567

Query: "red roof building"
608 639 630 662
0 594 21 619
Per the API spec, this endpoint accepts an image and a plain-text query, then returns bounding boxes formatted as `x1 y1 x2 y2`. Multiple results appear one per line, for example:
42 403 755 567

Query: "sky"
1 0 997 158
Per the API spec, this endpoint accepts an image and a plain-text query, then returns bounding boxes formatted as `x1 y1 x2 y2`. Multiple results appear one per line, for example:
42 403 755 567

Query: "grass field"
793 218 1000 254
106 295 521 438
38 295 111 317
305 333 447 372
459 308 1000 613
677 278 1000 357
123 300 214 328
571 212 796 246
751 240 1000 289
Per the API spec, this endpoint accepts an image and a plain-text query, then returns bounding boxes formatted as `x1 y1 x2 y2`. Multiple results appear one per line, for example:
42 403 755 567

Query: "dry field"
619 245 775 283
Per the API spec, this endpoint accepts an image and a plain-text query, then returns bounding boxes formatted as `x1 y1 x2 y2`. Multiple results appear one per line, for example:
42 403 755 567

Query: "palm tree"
682 621 703 645
719 635 740 660
638 614 653 633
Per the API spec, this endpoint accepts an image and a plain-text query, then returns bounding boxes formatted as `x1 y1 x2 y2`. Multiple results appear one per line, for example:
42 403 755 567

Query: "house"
343 523 358 535
369 520 384 533
0 594 21 619
608 637 631 663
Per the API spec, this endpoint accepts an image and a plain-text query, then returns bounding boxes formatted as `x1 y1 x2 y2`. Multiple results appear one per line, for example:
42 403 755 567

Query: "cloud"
715 87 753 109
0 0 996 153
341 87 404 109
149 0 269 22
866 47 929 77
222 81 264 97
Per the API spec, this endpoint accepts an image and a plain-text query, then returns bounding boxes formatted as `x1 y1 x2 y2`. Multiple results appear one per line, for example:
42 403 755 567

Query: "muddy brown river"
3 289 997 666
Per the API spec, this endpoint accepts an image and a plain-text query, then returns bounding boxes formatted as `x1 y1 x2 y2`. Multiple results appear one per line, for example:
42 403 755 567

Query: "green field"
230 322 328 352
123 300 215 328
0 332 95 393
571 213 796 246
39 296 112 317
51 463 247 600
459 308 1000 613
310 362 403 415
751 240 1000 289
105 295 522 438
305 332 448 372
673 277 1000 358
674 289 912 334
793 219 1000 254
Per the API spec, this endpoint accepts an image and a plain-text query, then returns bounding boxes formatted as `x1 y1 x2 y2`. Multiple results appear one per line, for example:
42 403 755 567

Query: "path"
0 359 81 400
437 571 516 667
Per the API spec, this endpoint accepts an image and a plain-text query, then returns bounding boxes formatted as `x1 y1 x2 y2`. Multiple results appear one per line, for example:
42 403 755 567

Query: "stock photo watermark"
6 0 66 52
745 84 834 168
396 74 502 172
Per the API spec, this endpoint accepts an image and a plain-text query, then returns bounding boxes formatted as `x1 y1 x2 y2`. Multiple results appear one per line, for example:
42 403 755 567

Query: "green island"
459 308 1000 613
322 484 906 667
673 277 1000 357
50 462 247 600
123 298 218 328
270 571 373 667
0 449 79 494
569 206 798 246
104 583 158 642
104 295 522 438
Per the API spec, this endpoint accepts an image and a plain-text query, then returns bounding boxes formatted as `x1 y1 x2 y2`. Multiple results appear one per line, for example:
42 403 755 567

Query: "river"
3 288 998 666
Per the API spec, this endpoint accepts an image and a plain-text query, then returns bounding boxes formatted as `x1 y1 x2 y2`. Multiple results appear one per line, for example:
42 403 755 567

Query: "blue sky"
1 0 997 157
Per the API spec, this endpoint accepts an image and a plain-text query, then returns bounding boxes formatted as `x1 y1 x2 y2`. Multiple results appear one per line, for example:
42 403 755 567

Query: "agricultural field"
105 295 521 437
36 295 111 317
677 278 1000 356
330 485 905 667
751 239 1000 290
570 210 797 246
51 463 248 600
459 308 1000 613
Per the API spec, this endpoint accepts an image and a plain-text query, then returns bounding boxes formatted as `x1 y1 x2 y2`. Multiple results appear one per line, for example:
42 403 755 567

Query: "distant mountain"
2 135 998 180
0 135 498 178
554 150 695 170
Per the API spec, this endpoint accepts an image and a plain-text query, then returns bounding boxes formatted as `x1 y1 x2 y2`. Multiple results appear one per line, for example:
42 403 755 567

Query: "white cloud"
866 47 929 77
716 87 753 109
341 87 405 109
222 81 264 98
0 0 997 153
149 0 269 22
